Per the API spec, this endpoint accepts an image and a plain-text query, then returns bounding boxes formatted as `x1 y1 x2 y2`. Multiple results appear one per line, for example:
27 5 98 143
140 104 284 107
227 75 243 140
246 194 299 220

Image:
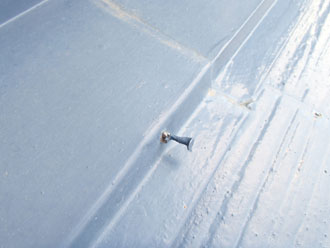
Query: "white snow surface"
95 0 330 247
1 0 329 247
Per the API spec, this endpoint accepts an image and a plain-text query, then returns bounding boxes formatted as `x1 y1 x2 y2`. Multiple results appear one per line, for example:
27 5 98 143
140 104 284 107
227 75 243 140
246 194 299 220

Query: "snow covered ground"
1 0 329 247
92 0 330 247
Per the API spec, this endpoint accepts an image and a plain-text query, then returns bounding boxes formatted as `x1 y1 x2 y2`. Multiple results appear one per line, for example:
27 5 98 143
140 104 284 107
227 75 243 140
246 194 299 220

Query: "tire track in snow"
234 109 299 248
293 145 330 247
253 0 313 96
202 96 283 248
232 110 314 247
170 89 275 247
269 120 330 247
170 112 249 248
